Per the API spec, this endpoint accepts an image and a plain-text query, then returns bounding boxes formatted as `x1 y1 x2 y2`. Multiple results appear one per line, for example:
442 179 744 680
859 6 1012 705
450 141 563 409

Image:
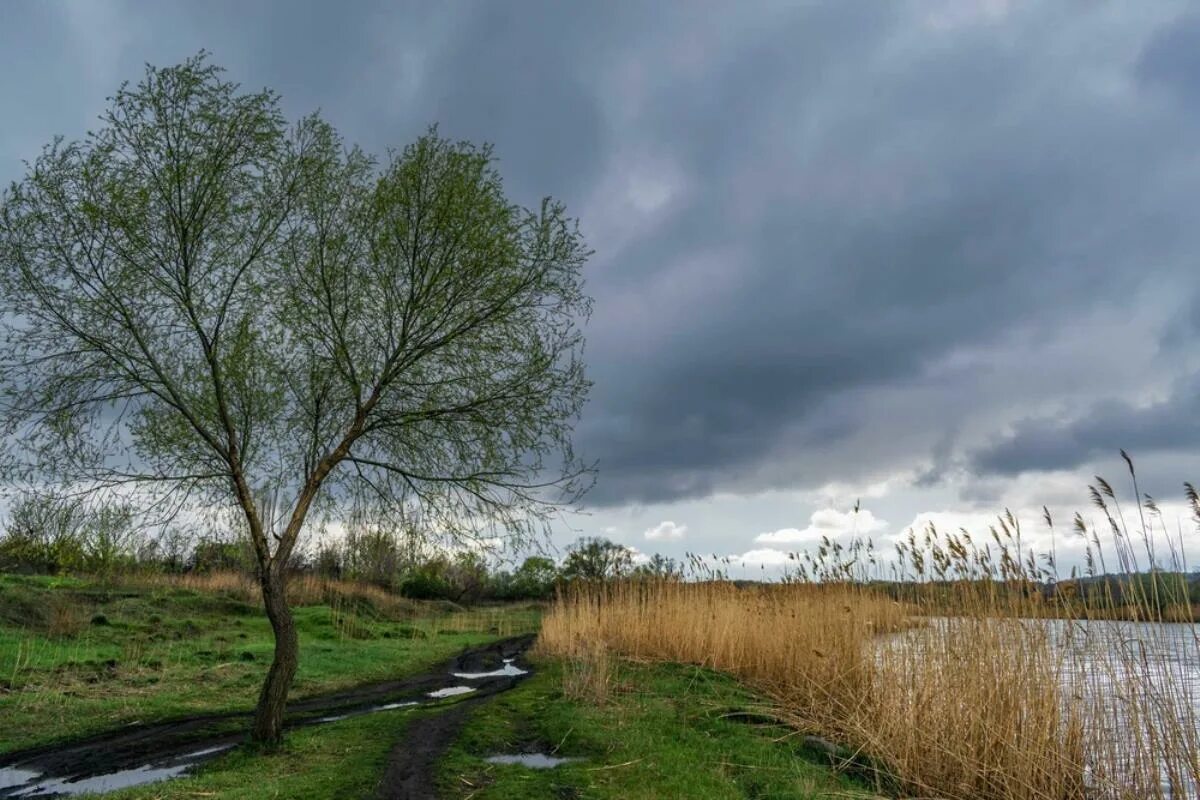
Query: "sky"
3 1 1200 575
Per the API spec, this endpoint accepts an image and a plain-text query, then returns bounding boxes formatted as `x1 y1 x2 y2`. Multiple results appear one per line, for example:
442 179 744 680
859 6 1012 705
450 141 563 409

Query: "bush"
398 559 455 600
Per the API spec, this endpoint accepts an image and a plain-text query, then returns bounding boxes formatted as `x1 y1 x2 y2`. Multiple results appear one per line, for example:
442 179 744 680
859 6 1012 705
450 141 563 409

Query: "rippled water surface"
886 617 1200 797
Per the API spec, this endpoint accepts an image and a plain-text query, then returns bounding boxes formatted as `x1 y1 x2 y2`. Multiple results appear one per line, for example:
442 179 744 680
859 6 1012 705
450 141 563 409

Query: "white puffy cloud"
625 545 652 566
732 547 795 567
754 507 887 545
644 520 688 541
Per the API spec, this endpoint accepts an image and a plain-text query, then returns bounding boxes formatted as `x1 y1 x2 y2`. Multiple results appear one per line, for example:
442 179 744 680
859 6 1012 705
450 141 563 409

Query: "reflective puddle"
0 745 234 798
453 659 529 679
427 685 476 699
315 700 419 723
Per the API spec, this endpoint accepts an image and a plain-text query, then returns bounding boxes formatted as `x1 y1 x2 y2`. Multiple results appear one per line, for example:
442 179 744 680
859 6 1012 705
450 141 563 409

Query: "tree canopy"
0 54 592 741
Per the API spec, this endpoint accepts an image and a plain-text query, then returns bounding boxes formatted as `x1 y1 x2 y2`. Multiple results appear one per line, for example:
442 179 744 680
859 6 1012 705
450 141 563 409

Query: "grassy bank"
0 573 537 753
440 655 878 799
2 572 883 800
541 576 1200 800
4 654 879 800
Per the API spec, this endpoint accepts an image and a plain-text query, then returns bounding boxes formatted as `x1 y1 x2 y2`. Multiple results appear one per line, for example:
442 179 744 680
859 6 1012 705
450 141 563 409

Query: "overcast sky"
4 1 1200 574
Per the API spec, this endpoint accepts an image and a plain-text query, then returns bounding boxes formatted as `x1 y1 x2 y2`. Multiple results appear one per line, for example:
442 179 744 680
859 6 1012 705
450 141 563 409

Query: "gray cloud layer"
4 1 1200 510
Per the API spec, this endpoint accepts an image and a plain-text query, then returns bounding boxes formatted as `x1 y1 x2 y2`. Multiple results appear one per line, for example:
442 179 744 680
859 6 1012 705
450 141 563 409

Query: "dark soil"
0 634 535 799
374 634 536 799
376 698 483 799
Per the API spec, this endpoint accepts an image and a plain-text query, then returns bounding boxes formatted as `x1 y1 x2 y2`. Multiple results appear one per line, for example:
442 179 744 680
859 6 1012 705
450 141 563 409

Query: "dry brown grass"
540 581 907 715
127 571 424 619
558 637 618 705
540 464 1200 799
542 563 1199 798
44 594 88 638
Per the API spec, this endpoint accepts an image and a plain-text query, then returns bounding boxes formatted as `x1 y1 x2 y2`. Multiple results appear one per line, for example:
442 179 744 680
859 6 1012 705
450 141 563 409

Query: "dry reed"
541 466 1200 799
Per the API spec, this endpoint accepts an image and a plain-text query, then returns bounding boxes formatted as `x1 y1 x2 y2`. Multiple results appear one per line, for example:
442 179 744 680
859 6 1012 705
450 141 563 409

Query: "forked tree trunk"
252 568 299 744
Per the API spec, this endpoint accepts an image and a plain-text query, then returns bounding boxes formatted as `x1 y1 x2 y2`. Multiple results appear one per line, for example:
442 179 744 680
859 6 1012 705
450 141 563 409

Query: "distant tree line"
867 570 1200 620
0 493 681 601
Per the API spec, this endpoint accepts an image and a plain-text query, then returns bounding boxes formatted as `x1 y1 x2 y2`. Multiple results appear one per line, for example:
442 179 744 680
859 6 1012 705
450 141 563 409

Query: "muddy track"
377 696 485 799
0 634 535 799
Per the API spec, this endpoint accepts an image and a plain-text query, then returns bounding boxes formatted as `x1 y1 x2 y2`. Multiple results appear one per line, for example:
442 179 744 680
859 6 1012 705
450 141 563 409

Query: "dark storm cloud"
1137 11 1200 109
971 373 1200 477
4 1 1200 509
566 3 1200 504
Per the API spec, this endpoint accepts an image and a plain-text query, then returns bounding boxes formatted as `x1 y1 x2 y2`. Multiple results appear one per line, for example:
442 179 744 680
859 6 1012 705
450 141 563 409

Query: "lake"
884 617 1200 798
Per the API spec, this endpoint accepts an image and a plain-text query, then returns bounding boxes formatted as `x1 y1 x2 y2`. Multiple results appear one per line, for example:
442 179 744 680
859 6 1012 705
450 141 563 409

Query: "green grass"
440 657 881 800
19 655 881 800
98 704 428 799
0 573 538 753
1 574 877 799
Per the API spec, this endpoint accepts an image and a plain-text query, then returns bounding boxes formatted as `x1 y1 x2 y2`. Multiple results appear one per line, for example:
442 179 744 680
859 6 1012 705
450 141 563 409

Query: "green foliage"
0 53 593 560
189 538 255 574
561 536 633 582
397 558 456 600
633 553 682 579
0 52 592 739
492 555 560 600
0 493 138 575
340 525 404 588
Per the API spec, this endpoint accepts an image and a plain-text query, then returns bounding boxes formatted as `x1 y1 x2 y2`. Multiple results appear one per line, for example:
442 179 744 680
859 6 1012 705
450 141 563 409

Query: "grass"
0 572 538 753
440 655 880 799
0 571 883 800
11 464 1196 799
96 704 425 799
9 656 875 800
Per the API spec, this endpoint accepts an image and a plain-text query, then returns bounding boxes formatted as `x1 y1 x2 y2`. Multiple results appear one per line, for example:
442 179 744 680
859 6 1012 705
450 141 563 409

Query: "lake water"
1057 619 1200 798
887 617 1200 798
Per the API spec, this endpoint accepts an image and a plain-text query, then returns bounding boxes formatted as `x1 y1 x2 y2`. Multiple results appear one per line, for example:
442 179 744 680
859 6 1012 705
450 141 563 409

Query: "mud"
376 698 482 799
484 753 580 768
0 634 535 799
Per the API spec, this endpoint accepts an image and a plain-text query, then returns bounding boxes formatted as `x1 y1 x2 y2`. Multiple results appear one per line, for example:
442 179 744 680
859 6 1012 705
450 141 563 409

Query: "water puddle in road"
0 745 234 798
453 658 529 679
315 700 419 723
0 769 40 793
427 685 476 699
485 753 581 769
375 700 421 712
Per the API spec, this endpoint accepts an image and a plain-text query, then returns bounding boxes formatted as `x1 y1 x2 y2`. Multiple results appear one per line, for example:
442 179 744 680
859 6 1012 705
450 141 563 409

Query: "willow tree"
0 56 591 743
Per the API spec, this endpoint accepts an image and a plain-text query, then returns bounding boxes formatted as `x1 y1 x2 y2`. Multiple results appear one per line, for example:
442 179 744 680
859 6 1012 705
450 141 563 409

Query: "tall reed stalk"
540 460 1200 799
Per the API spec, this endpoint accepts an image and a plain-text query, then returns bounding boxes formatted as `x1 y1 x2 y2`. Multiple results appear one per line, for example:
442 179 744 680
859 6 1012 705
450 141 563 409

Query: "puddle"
315 700 419 723
375 700 420 712
0 769 41 792
428 686 476 699
453 659 529 679
0 745 233 798
485 753 580 769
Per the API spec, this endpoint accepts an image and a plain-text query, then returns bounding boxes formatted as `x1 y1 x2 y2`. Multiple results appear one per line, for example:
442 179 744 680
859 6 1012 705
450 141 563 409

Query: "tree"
0 55 591 743
562 536 633 581
510 554 559 598
341 522 403 588
0 493 89 573
633 552 682 580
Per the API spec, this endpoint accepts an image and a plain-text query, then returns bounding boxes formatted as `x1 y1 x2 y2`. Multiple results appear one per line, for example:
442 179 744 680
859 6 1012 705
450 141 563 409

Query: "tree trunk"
252 568 298 744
